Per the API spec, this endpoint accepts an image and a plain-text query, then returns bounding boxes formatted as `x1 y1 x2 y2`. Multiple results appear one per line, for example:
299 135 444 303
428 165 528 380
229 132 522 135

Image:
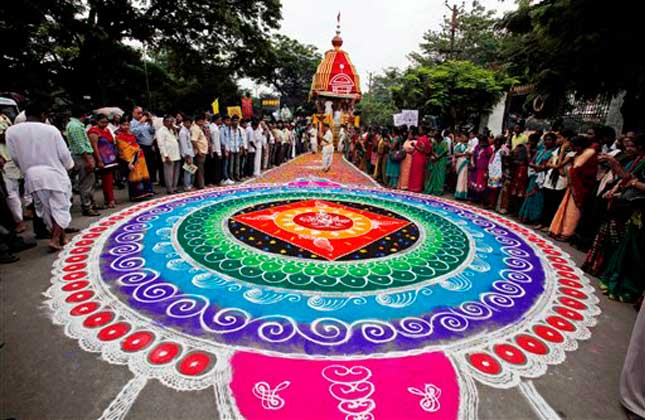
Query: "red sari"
88 125 116 204
408 135 432 192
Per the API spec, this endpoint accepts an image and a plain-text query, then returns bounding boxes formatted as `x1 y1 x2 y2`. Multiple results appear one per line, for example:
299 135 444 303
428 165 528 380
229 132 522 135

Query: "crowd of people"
341 123 645 306
1 102 643 307
0 102 323 259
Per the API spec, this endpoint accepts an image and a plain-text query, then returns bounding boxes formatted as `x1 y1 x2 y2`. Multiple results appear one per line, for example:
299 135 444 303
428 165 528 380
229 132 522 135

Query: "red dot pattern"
546 315 576 332
69 301 100 316
65 290 94 303
533 325 564 343
148 342 181 365
62 281 89 292
97 322 131 341
121 331 155 352
468 352 502 375
177 352 212 376
494 344 527 365
515 334 549 355
83 311 114 328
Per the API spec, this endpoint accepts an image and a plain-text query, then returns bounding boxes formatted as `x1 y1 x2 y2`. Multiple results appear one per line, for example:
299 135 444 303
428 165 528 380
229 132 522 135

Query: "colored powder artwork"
46 152 600 419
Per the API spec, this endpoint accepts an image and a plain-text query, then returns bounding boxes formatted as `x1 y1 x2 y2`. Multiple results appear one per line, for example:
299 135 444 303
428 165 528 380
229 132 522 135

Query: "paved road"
0 156 638 419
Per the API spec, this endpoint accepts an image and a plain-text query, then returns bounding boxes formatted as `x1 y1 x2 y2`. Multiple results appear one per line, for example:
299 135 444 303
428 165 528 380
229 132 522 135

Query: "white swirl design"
322 365 376 420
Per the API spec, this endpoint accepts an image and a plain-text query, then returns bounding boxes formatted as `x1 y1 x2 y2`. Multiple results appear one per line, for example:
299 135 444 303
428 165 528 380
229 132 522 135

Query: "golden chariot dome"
310 14 362 103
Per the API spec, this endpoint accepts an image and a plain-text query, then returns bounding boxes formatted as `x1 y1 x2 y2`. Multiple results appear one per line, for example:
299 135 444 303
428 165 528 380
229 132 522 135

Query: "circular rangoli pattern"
46 180 600 419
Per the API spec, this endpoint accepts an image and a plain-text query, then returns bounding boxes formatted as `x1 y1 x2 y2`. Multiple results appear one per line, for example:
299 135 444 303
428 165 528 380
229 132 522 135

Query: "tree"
392 61 514 128
0 0 282 115
256 34 321 113
499 0 645 100
410 1 504 68
356 68 401 126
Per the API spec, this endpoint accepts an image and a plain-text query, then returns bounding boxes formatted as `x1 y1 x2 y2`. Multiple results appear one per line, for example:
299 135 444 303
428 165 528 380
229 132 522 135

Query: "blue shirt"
220 125 231 152
178 126 194 158
228 126 244 153
131 119 155 146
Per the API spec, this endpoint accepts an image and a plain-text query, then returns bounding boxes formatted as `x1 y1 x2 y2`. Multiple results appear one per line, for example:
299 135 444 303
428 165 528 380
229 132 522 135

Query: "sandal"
47 243 63 253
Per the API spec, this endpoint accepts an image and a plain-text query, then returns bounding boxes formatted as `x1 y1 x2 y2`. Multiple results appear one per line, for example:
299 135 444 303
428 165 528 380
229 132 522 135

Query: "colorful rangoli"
46 158 600 420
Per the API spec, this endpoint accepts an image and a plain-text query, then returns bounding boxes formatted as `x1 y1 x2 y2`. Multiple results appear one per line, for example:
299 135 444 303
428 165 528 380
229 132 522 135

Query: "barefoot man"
6 102 74 251
320 122 334 172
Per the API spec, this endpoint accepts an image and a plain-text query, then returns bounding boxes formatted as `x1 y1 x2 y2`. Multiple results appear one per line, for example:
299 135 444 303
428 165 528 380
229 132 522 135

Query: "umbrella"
94 107 125 117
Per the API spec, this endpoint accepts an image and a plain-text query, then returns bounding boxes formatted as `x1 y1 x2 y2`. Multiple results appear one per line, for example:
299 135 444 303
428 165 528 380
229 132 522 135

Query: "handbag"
390 149 405 162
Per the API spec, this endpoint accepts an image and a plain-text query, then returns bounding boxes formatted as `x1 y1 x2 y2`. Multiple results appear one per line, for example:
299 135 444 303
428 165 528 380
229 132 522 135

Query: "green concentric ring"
175 191 471 293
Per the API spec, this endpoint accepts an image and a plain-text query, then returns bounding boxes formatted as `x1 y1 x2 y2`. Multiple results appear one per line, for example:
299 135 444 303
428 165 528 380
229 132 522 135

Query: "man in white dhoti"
308 124 318 154
320 123 334 172
6 103 74 251
337 125 348 154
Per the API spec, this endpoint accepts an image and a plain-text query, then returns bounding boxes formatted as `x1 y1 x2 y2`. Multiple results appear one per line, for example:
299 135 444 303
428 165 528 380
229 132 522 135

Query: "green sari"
424 141 448 195
599 160 645 303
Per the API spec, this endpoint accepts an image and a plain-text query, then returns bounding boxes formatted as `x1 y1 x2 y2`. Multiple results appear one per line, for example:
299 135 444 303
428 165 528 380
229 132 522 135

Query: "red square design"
231 200 410 260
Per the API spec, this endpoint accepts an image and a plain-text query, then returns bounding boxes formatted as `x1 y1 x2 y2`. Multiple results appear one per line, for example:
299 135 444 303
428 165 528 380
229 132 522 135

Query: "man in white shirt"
208 114 222 185
245 119 255 177
272 121 285 166
229 115 244 181
320 122 334 172
6 102 75 251
178 116 195 190
219 116 233 185
251 120 265 177
157 115 181 194
262 121 273 170
239 119 249 179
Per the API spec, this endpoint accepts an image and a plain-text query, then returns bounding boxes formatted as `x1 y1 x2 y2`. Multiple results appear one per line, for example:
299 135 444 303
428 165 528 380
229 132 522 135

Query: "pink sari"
408 135 432 193
398 140 416 190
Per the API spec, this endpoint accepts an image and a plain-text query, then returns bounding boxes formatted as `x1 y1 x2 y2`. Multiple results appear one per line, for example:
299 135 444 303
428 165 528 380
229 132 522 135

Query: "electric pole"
445 1 459 60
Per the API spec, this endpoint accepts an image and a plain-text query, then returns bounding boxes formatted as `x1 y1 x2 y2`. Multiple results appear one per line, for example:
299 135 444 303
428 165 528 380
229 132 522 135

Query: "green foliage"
392 61 515 127
499 0 645 99
356 68 401 126
410 1 504 68
258 34 322 113
0 0 282 115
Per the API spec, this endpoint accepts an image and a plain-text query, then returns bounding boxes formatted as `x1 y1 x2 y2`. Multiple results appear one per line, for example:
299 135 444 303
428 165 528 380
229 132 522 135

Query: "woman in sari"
373 131 387 182
468 135 493 203
398 131 416 190
486 135 506 209
87 114 118 208
509 142 530 213
385 130 402 188
598 135 645 303
519 132 557 224
540 131 575 230
453 133 470 199
408 127 432 193
424 132 449 195
366 128 375 174
116 119 154 201
583 136 643 278
549 135 598 241
356 132 368 172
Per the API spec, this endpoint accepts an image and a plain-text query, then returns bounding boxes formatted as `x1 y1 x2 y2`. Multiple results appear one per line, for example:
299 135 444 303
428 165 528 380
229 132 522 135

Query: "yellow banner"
211 98 219 115
227 106 242 118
